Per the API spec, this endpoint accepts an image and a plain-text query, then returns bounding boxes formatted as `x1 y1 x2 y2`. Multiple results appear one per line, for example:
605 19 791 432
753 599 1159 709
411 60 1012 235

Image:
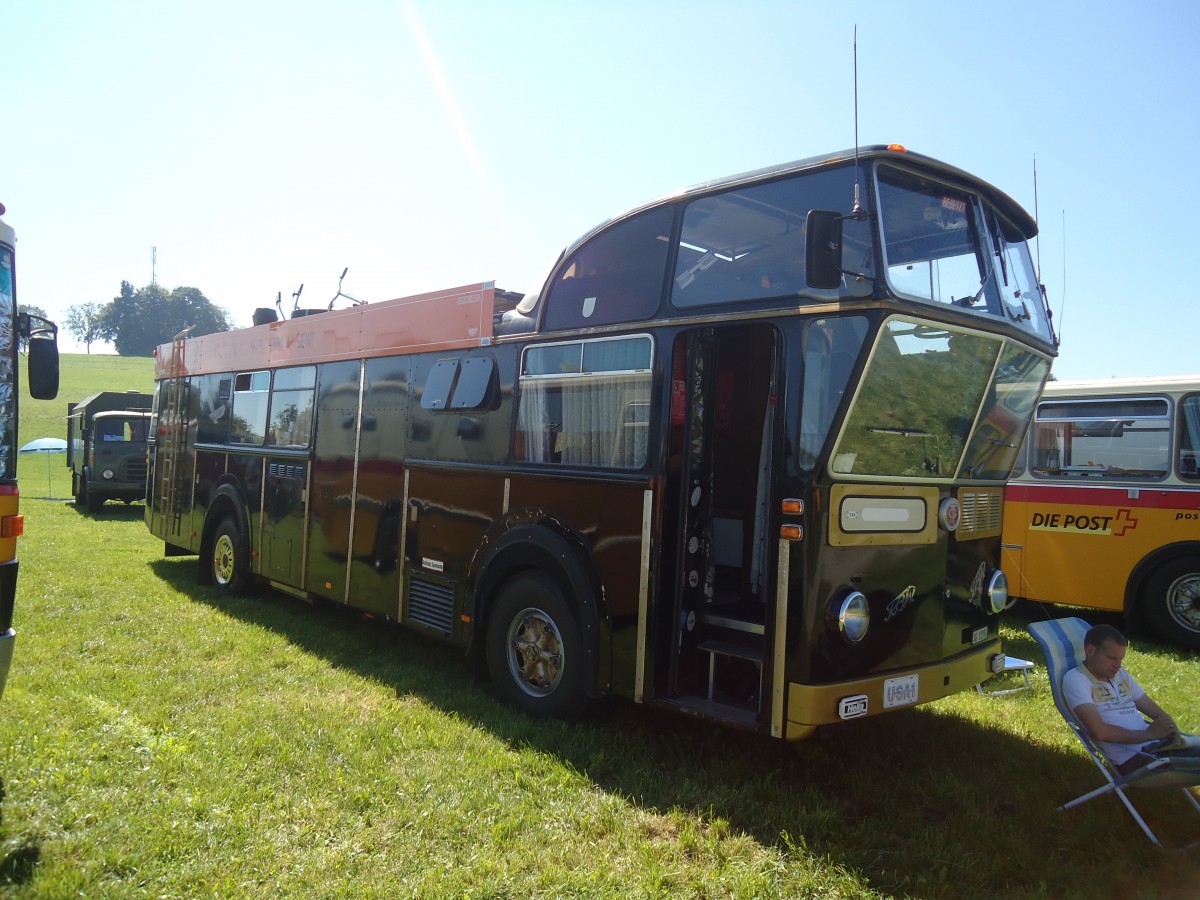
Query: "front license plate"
883 674 919 709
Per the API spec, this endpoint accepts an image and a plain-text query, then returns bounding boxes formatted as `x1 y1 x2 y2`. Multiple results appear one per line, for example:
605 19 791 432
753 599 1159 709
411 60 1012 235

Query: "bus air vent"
956 488 1003 540
407 575 454 634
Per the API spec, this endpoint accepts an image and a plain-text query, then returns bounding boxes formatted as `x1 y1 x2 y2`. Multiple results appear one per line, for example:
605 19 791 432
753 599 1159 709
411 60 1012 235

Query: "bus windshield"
875 165 1054 346
831 318 1048 481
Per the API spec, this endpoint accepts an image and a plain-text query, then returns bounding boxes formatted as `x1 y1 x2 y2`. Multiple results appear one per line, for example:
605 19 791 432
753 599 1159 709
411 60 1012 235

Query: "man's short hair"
1084 623 1127 650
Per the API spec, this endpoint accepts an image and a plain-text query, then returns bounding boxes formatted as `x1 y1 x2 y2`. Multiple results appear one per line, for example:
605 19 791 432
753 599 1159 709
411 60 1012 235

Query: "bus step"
696 639 764 706
663 695 760 730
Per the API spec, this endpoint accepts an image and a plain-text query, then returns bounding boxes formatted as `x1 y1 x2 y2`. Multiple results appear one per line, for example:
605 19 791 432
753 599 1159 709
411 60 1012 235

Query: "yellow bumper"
784 639 1002 741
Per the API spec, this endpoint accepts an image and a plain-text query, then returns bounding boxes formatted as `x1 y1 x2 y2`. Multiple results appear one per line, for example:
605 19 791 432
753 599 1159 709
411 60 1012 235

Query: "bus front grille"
957 488 1003 539
407 576 454 634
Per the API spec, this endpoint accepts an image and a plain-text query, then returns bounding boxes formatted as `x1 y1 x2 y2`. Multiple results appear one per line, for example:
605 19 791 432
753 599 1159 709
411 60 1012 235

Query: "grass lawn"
2 354 1198 896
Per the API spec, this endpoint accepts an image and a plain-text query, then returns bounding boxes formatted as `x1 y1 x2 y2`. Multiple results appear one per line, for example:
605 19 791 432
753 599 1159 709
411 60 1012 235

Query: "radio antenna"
852 26 862 214
1057 209 1068 340
1033 155 1042 280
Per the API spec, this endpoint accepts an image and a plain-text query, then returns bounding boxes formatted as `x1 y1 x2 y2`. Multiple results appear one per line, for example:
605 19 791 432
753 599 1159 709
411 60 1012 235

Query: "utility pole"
151 246 157 286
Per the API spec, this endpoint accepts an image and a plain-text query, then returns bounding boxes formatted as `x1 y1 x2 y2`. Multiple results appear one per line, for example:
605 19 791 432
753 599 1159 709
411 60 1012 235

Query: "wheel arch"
1125 540 1200 614
198 480 252 586
469 516 609 698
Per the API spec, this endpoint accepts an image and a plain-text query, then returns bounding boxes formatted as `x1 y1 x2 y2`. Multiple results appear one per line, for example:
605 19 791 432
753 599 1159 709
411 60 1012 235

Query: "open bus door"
661 325 779 728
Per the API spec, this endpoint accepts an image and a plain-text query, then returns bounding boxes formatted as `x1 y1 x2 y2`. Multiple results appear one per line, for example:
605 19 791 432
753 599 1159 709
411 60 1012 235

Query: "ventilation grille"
957 488 1003 539
407 576 454 633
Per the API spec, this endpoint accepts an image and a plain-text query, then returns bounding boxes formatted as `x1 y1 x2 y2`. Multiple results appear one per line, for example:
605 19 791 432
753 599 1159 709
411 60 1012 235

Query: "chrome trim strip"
398 468 411 621
635 488 653 703
344 360 367 604
771 539 790 738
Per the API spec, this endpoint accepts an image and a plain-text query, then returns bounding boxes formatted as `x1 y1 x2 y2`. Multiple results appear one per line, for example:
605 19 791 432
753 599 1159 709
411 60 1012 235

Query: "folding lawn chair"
1028 617 1200 849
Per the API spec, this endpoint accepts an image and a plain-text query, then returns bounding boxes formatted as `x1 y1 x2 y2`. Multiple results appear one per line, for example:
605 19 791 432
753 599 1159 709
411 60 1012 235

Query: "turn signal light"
1 515 25 539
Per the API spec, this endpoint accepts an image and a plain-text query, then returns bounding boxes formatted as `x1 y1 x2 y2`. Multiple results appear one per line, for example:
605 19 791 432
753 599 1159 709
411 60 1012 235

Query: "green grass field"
2 354 1198 897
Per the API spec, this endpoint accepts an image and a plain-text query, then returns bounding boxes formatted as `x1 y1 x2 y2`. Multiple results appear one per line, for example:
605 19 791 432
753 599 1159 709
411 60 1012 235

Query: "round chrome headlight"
831 590 870 643
985 569 1009 614
102 469 115 480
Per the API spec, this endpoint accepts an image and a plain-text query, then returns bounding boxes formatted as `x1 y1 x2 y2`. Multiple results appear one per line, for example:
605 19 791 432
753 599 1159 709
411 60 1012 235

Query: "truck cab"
67 391 153 512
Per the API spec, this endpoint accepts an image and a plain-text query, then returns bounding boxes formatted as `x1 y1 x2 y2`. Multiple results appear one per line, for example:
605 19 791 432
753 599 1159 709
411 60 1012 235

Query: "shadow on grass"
0 780 41 887
149 558 1200 898
66 501 147 521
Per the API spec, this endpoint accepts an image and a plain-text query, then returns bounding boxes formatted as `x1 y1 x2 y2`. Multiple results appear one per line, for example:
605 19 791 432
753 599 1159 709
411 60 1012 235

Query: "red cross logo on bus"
1113 508 1139 537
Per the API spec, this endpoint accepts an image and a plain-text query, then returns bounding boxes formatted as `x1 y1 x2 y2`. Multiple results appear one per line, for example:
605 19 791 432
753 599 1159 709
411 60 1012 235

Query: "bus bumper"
783 639 1003 741
0 628 13 700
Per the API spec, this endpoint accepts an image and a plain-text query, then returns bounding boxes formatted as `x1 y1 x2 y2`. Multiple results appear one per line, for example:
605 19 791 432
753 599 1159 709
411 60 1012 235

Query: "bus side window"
231 371 270 445
517 336 652 469
1180 395 1200 479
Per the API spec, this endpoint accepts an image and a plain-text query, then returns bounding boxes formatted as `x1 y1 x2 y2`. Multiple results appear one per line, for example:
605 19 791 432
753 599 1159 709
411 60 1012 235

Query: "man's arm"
1074 701 1175 744
1133 693 1178 735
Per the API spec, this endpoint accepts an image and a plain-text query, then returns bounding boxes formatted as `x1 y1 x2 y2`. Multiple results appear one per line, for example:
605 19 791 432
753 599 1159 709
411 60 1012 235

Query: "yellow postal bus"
1003 376 1200 648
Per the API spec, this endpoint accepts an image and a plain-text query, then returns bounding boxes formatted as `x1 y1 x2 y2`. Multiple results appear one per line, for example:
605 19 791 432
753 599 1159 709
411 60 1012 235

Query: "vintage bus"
1003 376 1200 649
0 201 61 700
146 145 1057 740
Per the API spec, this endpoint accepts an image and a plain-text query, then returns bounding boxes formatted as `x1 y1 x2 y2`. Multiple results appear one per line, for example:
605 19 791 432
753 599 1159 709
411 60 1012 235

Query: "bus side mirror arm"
18 312 61 400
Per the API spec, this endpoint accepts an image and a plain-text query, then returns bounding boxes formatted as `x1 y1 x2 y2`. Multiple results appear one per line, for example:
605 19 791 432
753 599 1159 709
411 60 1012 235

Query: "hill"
17 352 155 499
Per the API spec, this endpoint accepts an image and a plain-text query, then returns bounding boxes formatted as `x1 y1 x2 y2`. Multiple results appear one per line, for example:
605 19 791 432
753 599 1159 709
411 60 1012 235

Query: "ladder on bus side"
158 331 190 542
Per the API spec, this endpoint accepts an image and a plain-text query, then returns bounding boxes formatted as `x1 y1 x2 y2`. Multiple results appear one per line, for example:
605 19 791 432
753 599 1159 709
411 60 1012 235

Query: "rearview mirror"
19 313 60 400
805 210 844 290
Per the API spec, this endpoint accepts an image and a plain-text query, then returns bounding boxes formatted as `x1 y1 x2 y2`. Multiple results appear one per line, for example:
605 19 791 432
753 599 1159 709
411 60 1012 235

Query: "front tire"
486 572 586 718
1141 556 1200 649
211 515 251 596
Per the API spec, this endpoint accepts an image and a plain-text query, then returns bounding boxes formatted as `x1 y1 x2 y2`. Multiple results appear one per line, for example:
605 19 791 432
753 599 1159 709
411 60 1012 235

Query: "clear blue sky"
3 0 1198 380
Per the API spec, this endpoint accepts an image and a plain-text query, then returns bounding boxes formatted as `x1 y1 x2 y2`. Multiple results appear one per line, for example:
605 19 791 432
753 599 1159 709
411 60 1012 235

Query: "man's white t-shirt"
1062 665 1149 766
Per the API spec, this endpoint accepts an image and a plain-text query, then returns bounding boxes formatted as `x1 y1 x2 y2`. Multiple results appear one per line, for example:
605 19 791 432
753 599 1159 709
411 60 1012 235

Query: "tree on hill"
65 302 108 354
15 304 49 352
100 282 232 357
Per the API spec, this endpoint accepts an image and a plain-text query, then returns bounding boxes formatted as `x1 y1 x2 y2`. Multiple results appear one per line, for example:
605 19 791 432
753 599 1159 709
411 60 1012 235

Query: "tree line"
62 282 231 356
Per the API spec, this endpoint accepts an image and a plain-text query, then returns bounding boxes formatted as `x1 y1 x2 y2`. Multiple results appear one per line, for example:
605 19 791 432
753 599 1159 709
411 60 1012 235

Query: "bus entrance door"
663 325 777 727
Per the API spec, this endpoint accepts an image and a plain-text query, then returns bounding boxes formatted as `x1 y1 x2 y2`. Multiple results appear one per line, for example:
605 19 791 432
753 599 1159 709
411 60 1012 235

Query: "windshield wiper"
866 426 933 437
865 426 940 473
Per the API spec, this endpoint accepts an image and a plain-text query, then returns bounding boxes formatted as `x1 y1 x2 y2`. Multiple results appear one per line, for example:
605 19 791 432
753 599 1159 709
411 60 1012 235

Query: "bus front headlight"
829 590 870 644
102 469 115 480
985 569 1009 614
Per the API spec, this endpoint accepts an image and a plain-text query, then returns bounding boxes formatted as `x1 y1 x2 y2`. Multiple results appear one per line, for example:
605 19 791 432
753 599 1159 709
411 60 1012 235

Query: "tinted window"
197 374 232 444
268 366 316 448
231 372 270 445
672 166 859 308
543 207 674 330
421 360 458 409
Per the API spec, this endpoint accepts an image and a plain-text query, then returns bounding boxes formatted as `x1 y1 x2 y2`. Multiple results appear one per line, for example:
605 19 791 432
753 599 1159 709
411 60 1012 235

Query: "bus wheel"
211 516 250 596
1142 556 1200 649
486 573 585 718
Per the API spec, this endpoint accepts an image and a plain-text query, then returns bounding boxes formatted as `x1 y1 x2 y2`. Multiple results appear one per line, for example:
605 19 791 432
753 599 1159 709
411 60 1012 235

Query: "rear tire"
211 515 251 596
1141 556 1200 649
486 572 586 719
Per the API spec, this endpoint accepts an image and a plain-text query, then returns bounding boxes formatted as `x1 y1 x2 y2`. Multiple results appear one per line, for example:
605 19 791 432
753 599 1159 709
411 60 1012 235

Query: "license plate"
883 674 919 709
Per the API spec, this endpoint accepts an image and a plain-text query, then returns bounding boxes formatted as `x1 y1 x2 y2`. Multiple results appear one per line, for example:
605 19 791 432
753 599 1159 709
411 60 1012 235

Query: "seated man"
1064 623 1200 775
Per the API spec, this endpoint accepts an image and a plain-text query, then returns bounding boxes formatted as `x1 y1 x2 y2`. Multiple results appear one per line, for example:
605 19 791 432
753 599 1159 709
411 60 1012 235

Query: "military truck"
67 391 153 512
